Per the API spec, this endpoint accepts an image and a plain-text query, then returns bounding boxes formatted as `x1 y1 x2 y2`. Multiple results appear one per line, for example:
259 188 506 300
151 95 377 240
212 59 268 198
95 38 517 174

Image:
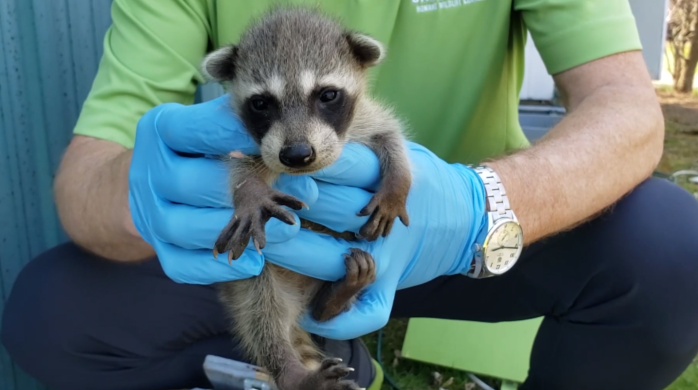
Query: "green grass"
361 319 500 390
359 92 698 390
655 83 698 97
666 357 698 390
659 98 698 390
658 124 698 179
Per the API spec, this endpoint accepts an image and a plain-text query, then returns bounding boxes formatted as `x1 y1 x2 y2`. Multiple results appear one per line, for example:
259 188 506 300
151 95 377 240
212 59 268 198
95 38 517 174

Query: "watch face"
483 221 523 275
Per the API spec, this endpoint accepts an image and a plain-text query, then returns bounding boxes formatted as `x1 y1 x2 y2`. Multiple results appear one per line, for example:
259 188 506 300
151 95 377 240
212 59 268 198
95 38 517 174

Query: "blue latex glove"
262 141 488 340
129 94 359 284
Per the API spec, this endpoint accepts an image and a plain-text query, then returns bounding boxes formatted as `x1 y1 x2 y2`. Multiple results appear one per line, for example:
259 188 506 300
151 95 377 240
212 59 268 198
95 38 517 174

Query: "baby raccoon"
201 6 412 390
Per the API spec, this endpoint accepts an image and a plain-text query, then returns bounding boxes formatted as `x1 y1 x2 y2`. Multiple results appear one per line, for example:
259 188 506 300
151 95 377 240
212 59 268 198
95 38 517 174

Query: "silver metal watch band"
473 165 515 223
466 165 521 278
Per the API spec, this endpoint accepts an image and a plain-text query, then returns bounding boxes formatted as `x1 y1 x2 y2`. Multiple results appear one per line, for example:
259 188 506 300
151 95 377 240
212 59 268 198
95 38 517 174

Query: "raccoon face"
235 77 356 174
201 7 385 174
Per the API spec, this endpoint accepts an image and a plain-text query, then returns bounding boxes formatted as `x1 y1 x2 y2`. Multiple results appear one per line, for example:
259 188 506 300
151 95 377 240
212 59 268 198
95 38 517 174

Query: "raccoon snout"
279 143 316 168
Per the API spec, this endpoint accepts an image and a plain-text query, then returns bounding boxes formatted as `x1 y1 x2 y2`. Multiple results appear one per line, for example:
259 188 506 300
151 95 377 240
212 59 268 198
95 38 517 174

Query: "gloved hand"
128 94 348 284
261 141 488 340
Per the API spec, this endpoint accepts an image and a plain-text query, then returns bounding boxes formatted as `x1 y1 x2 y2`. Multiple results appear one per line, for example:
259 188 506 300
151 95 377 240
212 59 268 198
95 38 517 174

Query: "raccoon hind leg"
292 323 323 370
217 265 309 389
290 324 361 390
218 264 358 390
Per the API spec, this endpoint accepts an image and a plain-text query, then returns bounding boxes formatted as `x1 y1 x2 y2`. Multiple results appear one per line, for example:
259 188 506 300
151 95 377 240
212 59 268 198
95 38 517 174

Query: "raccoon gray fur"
200 6 412 390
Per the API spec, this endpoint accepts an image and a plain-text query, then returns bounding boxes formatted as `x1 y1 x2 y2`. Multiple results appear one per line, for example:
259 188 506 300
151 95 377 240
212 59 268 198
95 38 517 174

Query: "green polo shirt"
73 0 641 165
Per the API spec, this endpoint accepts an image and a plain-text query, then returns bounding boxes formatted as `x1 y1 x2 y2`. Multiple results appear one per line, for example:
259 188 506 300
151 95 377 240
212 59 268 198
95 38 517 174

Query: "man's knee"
602 177 698 268
598 177 698 372
1 242 267 390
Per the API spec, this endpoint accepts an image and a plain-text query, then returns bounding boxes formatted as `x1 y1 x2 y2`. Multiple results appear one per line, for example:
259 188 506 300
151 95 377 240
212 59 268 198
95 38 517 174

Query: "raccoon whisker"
235 178 249 189
243 163 280 182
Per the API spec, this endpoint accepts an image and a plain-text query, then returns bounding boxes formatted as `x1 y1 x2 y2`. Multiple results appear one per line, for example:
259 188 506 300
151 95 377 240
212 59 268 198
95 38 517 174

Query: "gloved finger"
262 231 367 281
151 202 301 250
298 268 400 339
294 180 373 234
153 154 319 209
154 241 265 284
312 143 381 191
154 95 261 156
152 154 233 208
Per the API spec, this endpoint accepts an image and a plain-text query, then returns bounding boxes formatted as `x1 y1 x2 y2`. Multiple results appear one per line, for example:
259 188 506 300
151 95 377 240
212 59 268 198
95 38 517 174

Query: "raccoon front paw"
298 358 360 390
356 190 409 241
213 188 306 262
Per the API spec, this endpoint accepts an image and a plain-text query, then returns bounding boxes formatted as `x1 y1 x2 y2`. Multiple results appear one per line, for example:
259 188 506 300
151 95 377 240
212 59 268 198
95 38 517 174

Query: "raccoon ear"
201 44 238 82
345 32 385 67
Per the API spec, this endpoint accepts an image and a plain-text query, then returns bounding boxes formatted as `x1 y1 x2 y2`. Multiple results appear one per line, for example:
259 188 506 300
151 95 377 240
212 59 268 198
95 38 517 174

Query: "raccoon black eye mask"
200 6 411 390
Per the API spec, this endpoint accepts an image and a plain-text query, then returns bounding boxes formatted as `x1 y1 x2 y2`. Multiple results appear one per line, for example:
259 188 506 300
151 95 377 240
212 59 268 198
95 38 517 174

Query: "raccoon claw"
357 193 409 241
253 238 262 255
319 358 355 380
214 188 304 262
212 247 235 263
214 213 268 262
271 192 306 212
298 358 360 390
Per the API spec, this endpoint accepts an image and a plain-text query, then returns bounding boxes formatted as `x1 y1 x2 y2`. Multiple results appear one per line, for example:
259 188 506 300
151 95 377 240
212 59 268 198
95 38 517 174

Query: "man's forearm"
54 136 155 261
486 52 664 245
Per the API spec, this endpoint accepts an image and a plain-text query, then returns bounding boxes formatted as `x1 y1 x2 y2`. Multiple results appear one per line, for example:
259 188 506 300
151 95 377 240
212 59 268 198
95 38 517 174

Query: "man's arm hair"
54 135 154 261
54 1 214 261
487 50 664 245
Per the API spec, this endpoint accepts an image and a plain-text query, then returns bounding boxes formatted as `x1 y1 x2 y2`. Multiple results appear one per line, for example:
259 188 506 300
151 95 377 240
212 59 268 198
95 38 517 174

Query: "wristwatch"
464 165 523 279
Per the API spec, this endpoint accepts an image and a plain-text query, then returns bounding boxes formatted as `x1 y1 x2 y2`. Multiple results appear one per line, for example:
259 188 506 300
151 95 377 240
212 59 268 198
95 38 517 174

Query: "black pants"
3 178 698 390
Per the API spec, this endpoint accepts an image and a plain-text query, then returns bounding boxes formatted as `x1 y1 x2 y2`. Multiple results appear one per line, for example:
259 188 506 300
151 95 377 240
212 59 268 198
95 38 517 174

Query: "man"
3 1 698 390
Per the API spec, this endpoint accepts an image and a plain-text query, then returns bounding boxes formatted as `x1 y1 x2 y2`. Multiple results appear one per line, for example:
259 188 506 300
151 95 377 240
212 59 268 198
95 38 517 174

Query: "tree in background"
667 0 698 93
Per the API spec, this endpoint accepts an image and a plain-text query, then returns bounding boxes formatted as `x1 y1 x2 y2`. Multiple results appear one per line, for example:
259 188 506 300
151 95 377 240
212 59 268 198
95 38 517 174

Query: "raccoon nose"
279 143 316 168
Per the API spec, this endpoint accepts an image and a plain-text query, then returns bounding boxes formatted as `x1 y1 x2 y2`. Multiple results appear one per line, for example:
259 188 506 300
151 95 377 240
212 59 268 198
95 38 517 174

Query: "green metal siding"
0 1 114 388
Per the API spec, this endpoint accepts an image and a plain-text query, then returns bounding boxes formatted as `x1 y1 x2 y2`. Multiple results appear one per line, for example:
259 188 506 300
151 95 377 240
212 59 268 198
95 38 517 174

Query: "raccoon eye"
319 89 339 103
249 96 269 112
